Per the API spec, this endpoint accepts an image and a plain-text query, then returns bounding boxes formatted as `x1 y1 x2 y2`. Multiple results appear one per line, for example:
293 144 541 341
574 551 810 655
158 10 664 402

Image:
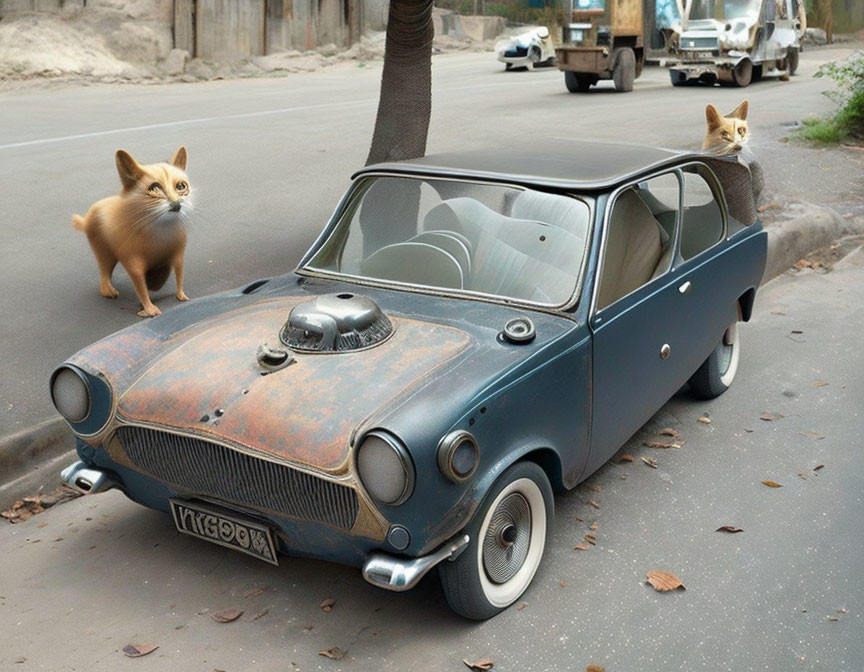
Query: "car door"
584 165 737 476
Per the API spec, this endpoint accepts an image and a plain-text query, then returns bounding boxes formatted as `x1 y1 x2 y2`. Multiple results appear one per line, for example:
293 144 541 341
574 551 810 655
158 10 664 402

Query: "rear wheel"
688 322 740 399
787 48 799 75
565 70 593 92
612 48 636 92
439 461 553 620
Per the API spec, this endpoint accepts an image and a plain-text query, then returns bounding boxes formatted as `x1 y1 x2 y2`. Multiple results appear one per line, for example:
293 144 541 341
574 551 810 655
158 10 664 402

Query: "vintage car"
53 142 766 620
495 26 557 70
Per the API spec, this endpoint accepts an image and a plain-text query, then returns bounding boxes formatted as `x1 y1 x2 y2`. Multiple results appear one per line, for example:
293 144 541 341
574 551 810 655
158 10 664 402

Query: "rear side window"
679 166 725 261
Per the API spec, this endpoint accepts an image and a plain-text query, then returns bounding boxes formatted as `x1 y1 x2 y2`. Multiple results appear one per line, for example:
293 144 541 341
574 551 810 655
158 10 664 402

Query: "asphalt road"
1 44 864 435
2 243 862 671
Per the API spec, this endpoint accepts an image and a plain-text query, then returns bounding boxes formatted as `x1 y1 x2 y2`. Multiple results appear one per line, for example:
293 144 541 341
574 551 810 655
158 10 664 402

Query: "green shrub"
803 51 864 143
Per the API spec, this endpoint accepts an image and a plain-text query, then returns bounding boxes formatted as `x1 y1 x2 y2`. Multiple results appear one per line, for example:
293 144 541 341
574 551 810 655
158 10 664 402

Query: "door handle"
678 281 692 295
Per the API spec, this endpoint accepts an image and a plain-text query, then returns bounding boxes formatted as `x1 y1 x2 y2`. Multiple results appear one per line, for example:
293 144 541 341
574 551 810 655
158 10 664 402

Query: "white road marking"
0 77 562 151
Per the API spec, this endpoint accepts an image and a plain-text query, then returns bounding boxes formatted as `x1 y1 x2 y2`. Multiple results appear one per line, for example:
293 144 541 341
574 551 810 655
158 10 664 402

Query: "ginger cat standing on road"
73 147 192 317
702 100 749 154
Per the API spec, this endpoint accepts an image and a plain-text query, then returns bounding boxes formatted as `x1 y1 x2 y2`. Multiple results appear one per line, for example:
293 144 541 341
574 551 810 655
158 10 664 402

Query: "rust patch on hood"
113 299 470 474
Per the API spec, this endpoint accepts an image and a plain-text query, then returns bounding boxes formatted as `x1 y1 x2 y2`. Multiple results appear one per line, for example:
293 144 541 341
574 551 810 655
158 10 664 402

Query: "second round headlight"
437 430 479 482
356 432 414 506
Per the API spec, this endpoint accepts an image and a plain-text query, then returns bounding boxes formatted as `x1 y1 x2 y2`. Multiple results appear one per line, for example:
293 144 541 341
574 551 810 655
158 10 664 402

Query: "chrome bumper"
362 534 470 592
61 461 117 495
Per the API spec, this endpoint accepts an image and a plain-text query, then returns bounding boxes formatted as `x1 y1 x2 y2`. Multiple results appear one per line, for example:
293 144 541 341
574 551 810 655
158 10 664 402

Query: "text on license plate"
170 499 279 565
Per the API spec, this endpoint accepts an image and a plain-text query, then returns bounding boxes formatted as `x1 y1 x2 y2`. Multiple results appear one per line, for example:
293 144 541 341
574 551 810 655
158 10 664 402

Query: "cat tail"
146 263 172 291
72 214 87 232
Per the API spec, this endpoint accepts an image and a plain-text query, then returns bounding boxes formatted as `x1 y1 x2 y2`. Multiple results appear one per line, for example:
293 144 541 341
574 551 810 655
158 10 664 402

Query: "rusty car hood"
71 296 471 474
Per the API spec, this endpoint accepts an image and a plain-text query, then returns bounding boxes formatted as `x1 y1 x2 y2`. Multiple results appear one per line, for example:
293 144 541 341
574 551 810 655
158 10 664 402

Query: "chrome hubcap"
482 493 531 584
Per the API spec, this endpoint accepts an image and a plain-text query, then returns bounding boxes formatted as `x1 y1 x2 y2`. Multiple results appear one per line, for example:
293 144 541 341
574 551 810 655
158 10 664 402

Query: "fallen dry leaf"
516 601 528 611
211 609 244 623
646 570 686 592
586 484 602 492
586 666 606 672
812 380 829 388
587 499 600 509
574 544 590 551
715 526 744 533
813 464 825 471
659 428 680 437
799 472 810 480
590 521 599 531
756 201 782 213
122 643 159 658
760 412 785 422
463 658 494 671
303 623 314 631
1 486 81 524
320 598 336 613
798 431 825 440
251 608 269 621
560 579 568 587
244 586 267 599
641 456 659 469
828 616 840 622
319 647 345 660
761 480 783 488
618 454 634 462
643 440 682 449
697 415 711 424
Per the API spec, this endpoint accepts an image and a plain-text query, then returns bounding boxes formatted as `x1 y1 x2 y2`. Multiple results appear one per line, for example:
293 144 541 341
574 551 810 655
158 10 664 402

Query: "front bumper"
61 459 471 592
362 534 470 591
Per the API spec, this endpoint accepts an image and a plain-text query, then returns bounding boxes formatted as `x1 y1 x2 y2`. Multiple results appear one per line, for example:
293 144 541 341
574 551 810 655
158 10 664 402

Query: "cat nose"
169 201 182 212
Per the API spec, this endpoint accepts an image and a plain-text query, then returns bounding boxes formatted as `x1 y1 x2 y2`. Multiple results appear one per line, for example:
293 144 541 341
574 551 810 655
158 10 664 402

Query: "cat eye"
176 181 188 192
738 128 746 135
148 182 163 193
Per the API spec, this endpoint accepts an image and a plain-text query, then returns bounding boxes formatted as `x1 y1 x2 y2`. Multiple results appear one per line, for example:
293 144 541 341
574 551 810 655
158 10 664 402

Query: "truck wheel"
439 461 553 620
565 71 592 93
688 322 740 399
787 48 799 75
731 59 753 87
669 69 690 86
612 48 636 92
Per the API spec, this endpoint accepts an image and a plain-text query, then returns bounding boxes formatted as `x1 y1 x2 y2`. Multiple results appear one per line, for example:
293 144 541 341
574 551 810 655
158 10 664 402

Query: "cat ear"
729 99 749 120
115 150 144 191
705 104 723 131
169 146 188 170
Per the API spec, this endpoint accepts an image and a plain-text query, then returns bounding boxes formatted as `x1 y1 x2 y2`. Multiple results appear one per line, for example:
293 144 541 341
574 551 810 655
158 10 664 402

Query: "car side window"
596 172 679 311
679 166 726 261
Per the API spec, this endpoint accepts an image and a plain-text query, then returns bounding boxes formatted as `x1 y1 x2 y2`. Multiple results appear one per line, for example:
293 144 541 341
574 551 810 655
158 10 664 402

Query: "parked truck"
663 0 804 86
555 0 646 93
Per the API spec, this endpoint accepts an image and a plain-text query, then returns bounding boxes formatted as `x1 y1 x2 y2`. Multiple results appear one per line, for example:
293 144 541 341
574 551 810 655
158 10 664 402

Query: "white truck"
663 0 804 87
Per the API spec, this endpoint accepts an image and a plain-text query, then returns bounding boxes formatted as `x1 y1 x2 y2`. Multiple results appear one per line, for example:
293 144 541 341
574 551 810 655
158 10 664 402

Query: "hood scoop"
280 293 393 353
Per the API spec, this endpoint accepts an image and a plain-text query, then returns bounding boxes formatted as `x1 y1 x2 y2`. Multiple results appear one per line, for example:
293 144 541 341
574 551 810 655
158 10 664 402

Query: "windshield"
303 175 592 307
690 0 761 20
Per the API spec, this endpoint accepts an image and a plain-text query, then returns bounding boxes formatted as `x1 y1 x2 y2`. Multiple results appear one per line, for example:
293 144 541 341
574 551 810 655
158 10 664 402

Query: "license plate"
170 499 279 565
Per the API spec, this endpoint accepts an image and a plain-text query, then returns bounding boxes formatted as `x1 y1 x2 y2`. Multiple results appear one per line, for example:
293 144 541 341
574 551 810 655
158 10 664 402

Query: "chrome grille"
116 426 358 530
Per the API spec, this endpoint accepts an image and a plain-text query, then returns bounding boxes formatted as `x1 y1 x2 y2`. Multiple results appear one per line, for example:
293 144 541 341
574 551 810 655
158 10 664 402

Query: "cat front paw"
100 285 120 299
138 305 162 318
177 291 190 302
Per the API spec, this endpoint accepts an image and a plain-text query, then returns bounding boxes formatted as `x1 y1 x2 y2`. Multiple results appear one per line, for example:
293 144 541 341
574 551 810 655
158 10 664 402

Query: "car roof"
355 141 703 191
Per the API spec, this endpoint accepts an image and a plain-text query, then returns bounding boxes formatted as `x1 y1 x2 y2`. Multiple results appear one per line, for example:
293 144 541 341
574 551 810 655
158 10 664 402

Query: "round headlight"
356 432 414 506
437 430 479 482
51 366 91 423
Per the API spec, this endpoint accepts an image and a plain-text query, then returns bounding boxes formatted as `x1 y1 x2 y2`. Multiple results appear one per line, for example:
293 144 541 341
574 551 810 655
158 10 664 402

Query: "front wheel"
439 461 553 620
564 70 593 92
688 321 740 399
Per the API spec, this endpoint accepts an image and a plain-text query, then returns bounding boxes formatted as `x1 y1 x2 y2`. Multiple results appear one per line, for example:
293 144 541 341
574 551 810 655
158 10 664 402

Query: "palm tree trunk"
365 0 434 165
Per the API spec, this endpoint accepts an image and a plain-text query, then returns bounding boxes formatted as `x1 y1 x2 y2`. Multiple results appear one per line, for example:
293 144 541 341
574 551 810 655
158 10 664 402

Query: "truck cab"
555 0 646 93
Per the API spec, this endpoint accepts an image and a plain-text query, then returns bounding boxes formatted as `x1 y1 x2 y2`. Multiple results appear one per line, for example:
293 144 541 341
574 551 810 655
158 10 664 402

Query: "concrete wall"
0 0 362 57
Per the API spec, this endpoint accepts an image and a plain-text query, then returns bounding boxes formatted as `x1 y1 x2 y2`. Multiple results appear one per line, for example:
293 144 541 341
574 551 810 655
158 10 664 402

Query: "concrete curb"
1 202 859 511
0 418 76 510
761 202 859 283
